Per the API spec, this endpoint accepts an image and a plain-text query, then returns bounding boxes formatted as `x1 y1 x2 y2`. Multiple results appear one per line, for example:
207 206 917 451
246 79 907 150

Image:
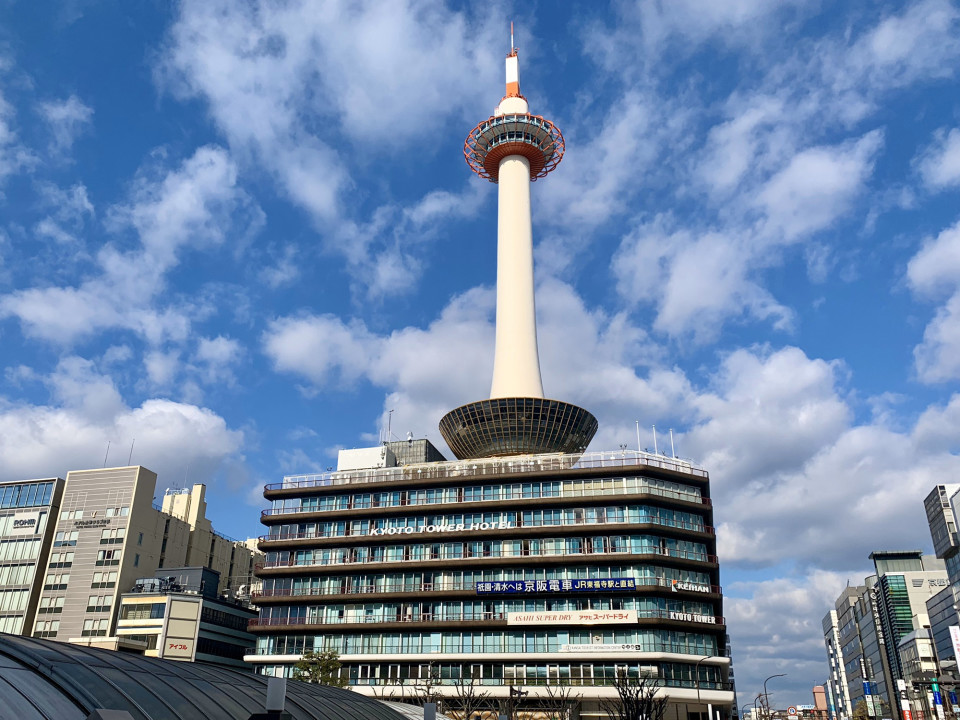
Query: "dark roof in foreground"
0 633 407 720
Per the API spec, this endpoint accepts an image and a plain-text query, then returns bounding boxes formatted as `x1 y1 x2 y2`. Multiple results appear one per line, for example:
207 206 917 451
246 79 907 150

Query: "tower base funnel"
439 397 598 460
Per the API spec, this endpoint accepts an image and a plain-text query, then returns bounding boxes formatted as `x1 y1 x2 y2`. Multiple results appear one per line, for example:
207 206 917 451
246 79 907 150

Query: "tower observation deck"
439 37 598 460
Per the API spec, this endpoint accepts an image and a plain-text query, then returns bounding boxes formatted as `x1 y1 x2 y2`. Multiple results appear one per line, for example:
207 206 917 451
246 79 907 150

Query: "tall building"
822 608 852 720
822 552 949 720
869 551 947 684
248 34 734 720
0 477 64 637
31 466 261 649
923 485 960 668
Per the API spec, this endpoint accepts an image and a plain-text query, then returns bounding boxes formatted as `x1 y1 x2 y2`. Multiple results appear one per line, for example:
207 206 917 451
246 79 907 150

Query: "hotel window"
53 531 79 547
86 595 113 613
34 620 59 638
100 527 126 544
37 595 65 613
81 618 109 637
96 549 120 566
43 573 70 590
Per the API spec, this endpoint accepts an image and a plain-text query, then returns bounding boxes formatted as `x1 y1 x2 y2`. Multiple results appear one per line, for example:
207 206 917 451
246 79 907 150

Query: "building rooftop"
0 632 410 720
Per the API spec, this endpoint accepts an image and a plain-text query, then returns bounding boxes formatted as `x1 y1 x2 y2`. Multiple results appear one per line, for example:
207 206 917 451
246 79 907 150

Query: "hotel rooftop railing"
265 450 707 493
261 483 710 517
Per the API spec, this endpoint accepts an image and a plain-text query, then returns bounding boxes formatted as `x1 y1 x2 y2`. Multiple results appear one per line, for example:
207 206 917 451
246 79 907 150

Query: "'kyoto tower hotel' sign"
439 27 598 460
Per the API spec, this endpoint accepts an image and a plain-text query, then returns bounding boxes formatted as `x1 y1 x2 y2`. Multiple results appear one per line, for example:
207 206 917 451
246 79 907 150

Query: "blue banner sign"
476 578 636 594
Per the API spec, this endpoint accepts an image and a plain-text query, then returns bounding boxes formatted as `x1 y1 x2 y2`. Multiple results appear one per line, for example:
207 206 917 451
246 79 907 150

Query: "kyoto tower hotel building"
248 35 735 720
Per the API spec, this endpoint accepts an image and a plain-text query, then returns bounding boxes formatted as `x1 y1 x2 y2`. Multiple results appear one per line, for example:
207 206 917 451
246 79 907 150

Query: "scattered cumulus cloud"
37 94 93 155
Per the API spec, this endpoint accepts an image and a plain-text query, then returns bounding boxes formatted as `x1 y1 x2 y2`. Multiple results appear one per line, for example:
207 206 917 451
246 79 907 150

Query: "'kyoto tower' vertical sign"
439 27 598 460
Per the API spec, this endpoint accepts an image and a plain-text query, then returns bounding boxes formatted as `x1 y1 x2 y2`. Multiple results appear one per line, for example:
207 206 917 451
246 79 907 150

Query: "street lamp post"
742 705 752 720
754 693 764 720
697 656 715 720
764 674 787 720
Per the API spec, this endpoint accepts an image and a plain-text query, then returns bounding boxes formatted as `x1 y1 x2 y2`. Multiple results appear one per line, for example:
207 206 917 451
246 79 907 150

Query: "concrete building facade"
30 466 261 649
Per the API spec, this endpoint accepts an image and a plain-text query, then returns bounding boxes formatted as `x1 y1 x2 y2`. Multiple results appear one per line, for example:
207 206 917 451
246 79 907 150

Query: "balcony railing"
248 610 725 627
265 450 708 493
253 578 723 598
243 643 723 659
262 484 710 517
256 547 717 571
259 517 714 542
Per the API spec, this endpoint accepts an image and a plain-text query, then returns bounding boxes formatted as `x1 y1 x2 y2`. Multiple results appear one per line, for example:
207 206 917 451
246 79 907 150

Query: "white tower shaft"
490 153 544 399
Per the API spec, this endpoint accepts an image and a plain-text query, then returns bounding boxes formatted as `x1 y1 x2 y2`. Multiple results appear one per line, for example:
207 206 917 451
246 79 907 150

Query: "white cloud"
907 220 960 299
916 127 960 190
755 130 884 241
725 569 856 707
0 358 244 485
0 76 36 185
913 293 960 383
907 221 960 382
612 219 792 342
840 0 960 93
193 335 243 385
158 0 503 297
37 94 93 154
0 145 259 345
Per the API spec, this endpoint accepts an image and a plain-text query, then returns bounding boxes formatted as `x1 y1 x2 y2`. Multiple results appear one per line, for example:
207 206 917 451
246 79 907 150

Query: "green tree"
292 649 348 687
851 700 870 720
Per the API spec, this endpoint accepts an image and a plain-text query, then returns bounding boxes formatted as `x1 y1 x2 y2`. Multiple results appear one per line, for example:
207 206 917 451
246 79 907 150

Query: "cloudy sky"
2 0 960 707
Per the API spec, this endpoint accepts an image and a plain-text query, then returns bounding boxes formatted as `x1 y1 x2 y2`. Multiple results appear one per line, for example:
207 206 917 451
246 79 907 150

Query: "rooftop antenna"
388 409 394 442
635 421 641 452
103 440 111 468
128 438 136 466
669 429 675 458
510 21 515 54
652 425 658 454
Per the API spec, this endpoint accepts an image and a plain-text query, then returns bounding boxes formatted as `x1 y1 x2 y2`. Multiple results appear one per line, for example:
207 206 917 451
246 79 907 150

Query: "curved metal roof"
0 633 407 720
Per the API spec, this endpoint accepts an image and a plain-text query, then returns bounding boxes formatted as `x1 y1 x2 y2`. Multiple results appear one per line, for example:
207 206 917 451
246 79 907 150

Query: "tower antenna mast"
440 23 597 459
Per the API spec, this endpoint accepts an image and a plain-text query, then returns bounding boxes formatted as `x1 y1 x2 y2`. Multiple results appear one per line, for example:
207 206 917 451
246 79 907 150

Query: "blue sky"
2 0 960 707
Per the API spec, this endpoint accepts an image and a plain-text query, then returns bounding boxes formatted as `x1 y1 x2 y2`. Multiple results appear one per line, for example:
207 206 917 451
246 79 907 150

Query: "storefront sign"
671 581 711 593
75 518 110 529
668 611 717 624
507 610 638 625
950 625 960 661
370 521 511 536
562 643 650 653
9 511 40 536
476 578 636 594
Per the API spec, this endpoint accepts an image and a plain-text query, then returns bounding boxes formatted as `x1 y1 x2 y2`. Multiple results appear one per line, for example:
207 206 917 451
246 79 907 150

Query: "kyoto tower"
439 28 598 460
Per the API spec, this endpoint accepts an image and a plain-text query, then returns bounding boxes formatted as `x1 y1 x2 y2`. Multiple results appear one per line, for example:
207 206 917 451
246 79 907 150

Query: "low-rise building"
116 566 256 668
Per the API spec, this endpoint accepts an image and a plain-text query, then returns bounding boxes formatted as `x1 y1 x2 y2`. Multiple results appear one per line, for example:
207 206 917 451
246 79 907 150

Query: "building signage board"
668 611 716 624
950 626 960 660
477 578 636 594
562 643 648 653
9 511 40 536
507 610 637 625
671 581 711 593
75 518 110 529
371 521 512 536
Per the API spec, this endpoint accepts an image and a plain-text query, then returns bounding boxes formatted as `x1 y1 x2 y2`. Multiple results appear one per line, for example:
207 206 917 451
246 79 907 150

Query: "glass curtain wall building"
0 477 64 636
247 450 732 719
